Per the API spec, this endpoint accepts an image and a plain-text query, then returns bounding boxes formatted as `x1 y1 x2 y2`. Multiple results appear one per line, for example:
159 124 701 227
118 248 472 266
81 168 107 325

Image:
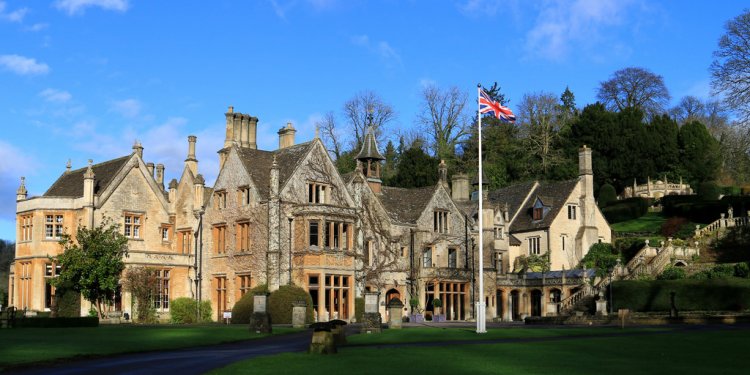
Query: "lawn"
0 324 301 367
213 327 747 375
611 212 666 233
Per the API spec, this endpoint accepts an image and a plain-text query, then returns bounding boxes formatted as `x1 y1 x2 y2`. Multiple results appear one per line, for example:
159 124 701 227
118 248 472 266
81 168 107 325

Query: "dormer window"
307 182 330 204
532 207 543 221
434 210 449 234
532 197 548 221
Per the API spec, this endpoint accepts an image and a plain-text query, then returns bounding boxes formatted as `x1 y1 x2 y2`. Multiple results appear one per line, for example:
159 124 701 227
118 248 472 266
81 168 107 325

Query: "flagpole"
476 83 486 333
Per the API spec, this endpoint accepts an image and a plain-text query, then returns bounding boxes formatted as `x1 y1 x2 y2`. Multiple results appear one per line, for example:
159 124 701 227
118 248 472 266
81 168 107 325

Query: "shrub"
722 186 741 196
15 317 99 328
53 288 81 317
602 197 650 223
598 184 617 208
170 297 212 324
231 284 269 324
355 297 364 322
581 243 620 277
735 262 750 278
432 298 442 308
268 284 314 324
710 264 735 279
657 266 686 280
612 279 750 311
698 181 720 201
615 238 648 263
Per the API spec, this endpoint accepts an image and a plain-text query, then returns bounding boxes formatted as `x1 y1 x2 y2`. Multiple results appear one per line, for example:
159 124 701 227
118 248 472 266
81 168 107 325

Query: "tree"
598 183 617 208
50 221 128 318
597 67 671 119
580 243 620 278
122 266 157 322
670 96 706 124
711 9 750 122
517 91 565 176
679 121 722 185
417 84 469 162
389 146 439 188
343 90 396 148
317 111 343 160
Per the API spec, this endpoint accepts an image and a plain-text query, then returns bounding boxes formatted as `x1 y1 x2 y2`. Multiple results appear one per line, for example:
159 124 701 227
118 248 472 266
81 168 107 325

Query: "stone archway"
530 289 543 317
510 290 520 321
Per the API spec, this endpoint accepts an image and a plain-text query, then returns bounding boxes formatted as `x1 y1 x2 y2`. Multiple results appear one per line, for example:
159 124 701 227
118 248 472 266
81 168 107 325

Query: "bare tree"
343 91 396 148
711 10 750 123
517 92 564 175
316 111 343 160
670 96 706 124
417 84 470 161
597 67 671 119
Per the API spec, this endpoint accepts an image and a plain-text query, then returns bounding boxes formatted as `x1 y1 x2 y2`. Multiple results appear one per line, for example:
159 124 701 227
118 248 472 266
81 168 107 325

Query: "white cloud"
0 54 49 75
111 98 142 118
350 34 402 67
524 0 634 61
0 139 39 223
0 1 28 22
39 88 72 103
270 0 293 20
26 23 49 32
55 0 129 16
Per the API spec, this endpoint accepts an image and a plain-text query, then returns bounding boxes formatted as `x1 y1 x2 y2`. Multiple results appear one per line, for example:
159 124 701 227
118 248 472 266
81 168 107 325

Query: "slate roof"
236 142 314 200
487 181 537 219
378 185 436 224
509 179 579 233
355 126 385 161
44 155 131 197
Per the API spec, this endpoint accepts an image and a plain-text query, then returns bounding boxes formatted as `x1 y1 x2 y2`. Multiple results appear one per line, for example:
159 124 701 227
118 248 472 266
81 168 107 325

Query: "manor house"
9 106 611 322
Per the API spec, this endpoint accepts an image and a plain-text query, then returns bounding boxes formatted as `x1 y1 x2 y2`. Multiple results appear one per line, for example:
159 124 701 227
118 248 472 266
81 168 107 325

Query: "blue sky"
0 0 747 242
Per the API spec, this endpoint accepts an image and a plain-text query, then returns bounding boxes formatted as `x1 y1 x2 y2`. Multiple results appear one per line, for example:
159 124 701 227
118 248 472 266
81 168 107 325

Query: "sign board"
254 295 267 313
223 311 232 319
364 293 379 313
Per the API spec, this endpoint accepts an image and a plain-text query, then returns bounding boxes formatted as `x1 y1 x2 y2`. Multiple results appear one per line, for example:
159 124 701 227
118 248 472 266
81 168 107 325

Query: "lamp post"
287 213 294 285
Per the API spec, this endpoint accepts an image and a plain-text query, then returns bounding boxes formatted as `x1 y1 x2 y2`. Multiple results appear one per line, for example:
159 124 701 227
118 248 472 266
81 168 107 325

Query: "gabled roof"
379 185 436 224
509 179 579 232
235 142 314 200
44 155 131 197
487 180 537 220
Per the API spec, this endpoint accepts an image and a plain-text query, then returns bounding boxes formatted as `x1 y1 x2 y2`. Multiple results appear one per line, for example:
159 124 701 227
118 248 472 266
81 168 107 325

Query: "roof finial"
65 159 72 173
366 106 374 127
315 123 320 139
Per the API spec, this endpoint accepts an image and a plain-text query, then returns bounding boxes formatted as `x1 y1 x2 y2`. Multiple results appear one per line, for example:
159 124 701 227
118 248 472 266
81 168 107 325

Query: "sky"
0 0 747 242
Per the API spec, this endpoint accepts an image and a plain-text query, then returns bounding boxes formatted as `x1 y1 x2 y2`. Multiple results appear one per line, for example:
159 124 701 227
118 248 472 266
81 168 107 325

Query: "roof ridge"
64 155 131 174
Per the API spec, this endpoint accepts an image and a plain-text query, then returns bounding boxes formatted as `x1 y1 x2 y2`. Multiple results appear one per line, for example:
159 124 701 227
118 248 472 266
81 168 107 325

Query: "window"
178 230 192 254
236 222 251 252
214 190 227 209
44 263 62 310
528 237 541 255
568 205 577 220
161 225 171 242
213 225 227 254
448 248 457 268
494 226 504 239
422 247 432 268
237 274 251 300
237 186 251 206
215 276 227 320
153 269 170 310
532 207 543 221
124 214 142 239
323 221 352 250
45 214 64 239
20 214 32 242
309 220 320 247
561 235 567 251
401 246 408 258
495 252 503 272
307 182 330 204
433 211 449 233
364 240 372 265
19 261 31 309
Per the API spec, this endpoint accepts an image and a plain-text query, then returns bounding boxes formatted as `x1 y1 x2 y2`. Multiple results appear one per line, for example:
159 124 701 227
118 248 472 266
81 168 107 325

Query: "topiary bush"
231 284 268 324
268 284 314 324
657 266 686 280
354 297 364 322
598 183 617 208
170 297 212 324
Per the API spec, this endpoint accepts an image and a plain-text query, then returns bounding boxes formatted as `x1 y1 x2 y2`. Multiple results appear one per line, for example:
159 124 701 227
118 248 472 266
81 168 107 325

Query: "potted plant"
432 298 444 322
409 297 424 323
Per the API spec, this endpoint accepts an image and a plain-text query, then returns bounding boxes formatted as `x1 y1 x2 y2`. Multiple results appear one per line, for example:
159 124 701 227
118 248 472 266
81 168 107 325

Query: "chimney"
438 160 448 190
240 114 250 147
155 164 165 188
224 106 235 148
451 173 470 201
16 177 27 201
194 174 205 209
270 154 280 198
168 179 178 202
578 145 594 202
132 141 143 158
248 116 258 149
146 162 155 177
278 122 296 149
83 160 96 227
185 135 198 176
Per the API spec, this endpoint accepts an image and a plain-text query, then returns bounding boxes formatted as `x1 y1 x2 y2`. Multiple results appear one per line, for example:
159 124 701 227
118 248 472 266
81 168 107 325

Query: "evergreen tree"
389 146 439 188
679 121 722 185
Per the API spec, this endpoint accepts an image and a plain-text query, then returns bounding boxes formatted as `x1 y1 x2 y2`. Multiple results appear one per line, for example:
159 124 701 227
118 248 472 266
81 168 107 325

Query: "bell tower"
355 110 385 193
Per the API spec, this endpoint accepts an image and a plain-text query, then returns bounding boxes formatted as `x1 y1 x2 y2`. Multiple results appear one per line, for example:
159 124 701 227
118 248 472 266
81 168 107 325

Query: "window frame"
422 247 433 268
123 213 143 239
528 237 541 255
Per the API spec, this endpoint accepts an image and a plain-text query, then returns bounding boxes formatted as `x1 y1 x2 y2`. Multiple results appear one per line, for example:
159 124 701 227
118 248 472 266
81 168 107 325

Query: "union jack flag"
479 88 516 123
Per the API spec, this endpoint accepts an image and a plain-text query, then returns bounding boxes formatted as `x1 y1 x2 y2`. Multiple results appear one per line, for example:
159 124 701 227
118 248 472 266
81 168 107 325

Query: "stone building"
622 176 692 199
9 137 207 317
9 106 612 323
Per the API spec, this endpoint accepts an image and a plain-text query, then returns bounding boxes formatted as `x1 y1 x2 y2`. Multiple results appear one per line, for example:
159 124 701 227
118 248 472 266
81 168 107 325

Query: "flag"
479 89 516 123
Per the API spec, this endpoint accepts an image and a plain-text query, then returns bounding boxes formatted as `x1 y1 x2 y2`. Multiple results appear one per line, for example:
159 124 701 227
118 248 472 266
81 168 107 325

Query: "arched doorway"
385 288 401 304
549 288 562 315
510 290 520 321
530 289 543 317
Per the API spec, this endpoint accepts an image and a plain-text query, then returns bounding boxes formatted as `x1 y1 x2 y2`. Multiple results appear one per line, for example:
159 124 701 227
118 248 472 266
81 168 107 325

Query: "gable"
210 148 258 208
97 162 170 214
510 179 579 233
44 155 130 197
280 140 355 207
97 156 169 212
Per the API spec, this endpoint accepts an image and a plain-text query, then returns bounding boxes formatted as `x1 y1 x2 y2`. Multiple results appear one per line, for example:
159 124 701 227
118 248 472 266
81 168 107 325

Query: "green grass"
611 212 666 233
213 327 747 375
346 326 662 345
0 324 301 367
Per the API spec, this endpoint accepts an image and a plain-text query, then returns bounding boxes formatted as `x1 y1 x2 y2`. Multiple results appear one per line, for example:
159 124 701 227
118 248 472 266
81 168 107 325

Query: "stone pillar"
451 173 470 202
240 114 249 148
249 293 272 334
83 160 96 228
268 156 281 291
387 298 404 329
155 164 164 188
361 292 382 333
146 162 155 177
248 116 258 149
168 179 178 202
16 177 27 201
292 301 307 328
224 106 235 148
194 174 205 210
185 135 198 176
132 141 143 158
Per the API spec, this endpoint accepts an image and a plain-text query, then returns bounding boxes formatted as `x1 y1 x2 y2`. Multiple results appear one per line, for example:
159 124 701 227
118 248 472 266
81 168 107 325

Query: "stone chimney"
451 173 470 202
578 145 598 263
83 160 96 228
248 116 258 149
146 162 155 177
278 122 296 149
132 141 143 159
155 164 165 188
194 174 205 210
168 179 178 202
240 115 250 148
224 106 235 149
185 135 198 176
438 160 448 190
16 177 27 201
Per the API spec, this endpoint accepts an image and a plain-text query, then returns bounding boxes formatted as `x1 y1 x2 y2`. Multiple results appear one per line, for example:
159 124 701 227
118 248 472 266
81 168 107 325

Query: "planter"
409 314 424 323
433 314 446 323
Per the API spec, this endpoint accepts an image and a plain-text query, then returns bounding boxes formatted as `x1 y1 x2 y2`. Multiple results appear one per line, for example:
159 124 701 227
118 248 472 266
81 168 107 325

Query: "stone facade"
622 176 692 199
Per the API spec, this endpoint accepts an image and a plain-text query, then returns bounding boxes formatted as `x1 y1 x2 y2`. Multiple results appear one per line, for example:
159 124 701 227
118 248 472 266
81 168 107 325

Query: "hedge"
354 297 364 322
661 195 750 224
170 297 212 324
231 284 269 324
611 279 750 312
602 197 650 223
14 316 99 328
267 284 314 324
52 288 82 318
